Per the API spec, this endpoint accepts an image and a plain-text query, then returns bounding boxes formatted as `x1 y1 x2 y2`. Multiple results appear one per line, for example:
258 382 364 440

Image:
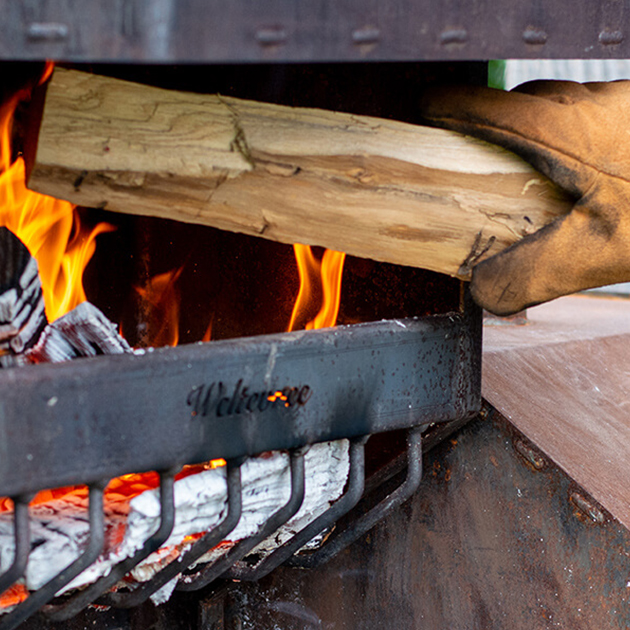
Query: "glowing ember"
288 244 346 332
0 442 348 604
0 583 28 610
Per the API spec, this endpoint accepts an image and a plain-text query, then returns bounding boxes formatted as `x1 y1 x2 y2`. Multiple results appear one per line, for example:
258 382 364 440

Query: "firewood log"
25 68 572 278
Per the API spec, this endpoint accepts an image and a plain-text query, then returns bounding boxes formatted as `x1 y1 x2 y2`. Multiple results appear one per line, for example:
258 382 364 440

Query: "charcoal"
0 441 349 601
0 227 47 362
26 301 131 363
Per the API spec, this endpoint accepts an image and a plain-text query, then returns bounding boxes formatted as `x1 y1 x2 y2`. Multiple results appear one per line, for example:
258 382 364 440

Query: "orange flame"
288 244 346 332
135 266 184 347
39 61 55 85
0 66 344 608
0 66 114 322
201 317 213 343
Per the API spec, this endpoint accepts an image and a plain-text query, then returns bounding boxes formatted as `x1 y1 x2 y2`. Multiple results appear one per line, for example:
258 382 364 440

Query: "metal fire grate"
0 297 480 628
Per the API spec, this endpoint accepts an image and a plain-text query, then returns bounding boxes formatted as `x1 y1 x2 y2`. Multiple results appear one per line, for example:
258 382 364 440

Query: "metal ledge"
1 0 629 63
0 311 480 497
483 295 630 533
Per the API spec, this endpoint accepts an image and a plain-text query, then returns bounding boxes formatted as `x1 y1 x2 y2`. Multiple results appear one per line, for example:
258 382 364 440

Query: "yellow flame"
288 244 346 332
306 248 346 330
0 67 114 322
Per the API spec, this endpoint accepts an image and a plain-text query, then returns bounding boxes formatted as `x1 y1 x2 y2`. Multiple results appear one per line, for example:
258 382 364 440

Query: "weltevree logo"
187 379 312 418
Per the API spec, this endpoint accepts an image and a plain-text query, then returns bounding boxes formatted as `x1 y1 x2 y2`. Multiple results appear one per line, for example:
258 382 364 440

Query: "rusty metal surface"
483 295 630 533
20 409 630 629
209 411 630 629
2 0 630 62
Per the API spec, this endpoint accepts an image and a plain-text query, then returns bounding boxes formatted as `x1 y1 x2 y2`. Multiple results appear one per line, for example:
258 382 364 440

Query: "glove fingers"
419 83 604 197
514 78 627 99
470 199 626 315
511 79 598 98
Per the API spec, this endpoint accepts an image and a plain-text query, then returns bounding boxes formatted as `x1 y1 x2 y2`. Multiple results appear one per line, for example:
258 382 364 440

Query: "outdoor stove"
0 57 483 629
1 1 625 628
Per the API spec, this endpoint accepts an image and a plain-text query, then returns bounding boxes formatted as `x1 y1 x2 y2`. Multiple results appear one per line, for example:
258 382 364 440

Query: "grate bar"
44 468 178 621
288 425 423 569
103 459 244 608
0 482 106 630
226 436 367 581
0 494 31 596
177 448 307 592
0 314 479 498
0 304 480 624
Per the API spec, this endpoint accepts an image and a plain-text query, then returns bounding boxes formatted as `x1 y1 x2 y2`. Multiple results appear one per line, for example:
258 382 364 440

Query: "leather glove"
419 80 630 315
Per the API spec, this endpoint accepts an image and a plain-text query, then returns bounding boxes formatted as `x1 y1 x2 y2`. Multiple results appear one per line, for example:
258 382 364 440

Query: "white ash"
0 440 348 601
26 302 131 363
0 227 48 365
128 440 349 583
0 257 46 355
149 576 179 606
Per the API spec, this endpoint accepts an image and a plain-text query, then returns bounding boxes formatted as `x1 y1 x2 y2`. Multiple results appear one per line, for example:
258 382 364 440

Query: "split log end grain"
26 68 573 279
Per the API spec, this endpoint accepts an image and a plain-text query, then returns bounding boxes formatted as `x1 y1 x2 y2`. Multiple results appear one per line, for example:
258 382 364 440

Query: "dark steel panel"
194 411 630 630
0 312 480 497
1 0 630 62
20 409 630 629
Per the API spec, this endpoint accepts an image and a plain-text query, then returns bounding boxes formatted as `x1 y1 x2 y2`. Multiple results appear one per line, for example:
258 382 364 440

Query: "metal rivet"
352 26 381 45
440 28 468 46
570 491 605 524
255 27 287 47
522 26 548 45
514 439 546 470
26 22 69 42
599 29 624 45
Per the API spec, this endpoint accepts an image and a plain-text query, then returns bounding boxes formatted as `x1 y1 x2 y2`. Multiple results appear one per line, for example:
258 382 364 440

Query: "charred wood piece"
0 228 47 367
26 301 131 363
0 442 349 606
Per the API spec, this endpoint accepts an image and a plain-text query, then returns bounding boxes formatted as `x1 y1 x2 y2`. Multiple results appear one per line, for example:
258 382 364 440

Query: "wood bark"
26 68 573 278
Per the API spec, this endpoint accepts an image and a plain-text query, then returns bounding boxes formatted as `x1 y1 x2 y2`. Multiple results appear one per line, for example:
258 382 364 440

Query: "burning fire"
0 66 347 609
0 63 114 323
288 244 346 332
0 460 226 516
135 244 345 346
133 266 184 347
